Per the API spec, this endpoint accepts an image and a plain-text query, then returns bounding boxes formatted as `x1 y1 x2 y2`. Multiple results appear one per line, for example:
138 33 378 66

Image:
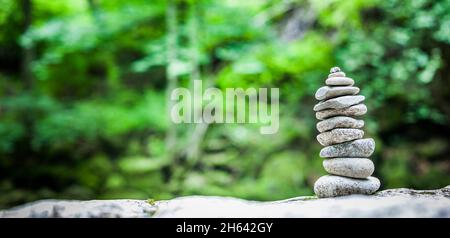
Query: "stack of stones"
313 66 380 198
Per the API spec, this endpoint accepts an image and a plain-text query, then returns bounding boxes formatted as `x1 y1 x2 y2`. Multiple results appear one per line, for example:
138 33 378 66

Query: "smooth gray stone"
316 104 367 120
317 129 364 146
314 175 380 198
316 116 364 133
330 67 342 73
325 77 354 86
320 138 375 158
314 95 365 111
328 72 346 78
315 86 360 100
323 158 374 178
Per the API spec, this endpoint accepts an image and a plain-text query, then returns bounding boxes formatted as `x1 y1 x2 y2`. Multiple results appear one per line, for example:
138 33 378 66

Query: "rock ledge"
1 186 449 218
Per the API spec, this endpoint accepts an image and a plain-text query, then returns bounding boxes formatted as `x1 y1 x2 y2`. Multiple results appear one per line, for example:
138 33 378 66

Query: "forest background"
0 0 449 208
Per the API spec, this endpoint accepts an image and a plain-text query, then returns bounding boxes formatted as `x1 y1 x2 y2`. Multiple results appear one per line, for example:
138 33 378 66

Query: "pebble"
319 138 375 158
313 175 380 198
323 158 374 178
314 95 365 111
328 72 346 78
317 129 364 146
316 104 367 120
325 77 354 86
316 116 364 133
315 86 360 101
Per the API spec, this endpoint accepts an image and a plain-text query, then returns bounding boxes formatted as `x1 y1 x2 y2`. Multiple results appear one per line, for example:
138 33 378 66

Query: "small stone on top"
330 66 341 74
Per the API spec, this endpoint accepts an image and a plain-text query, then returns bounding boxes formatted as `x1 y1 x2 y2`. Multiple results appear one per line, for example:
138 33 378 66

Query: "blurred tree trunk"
169 1 208 193
87 0 120 91
186 2 209 161
188 2 200 90
87 0 100 19
20 0 33 89
165 0 179 151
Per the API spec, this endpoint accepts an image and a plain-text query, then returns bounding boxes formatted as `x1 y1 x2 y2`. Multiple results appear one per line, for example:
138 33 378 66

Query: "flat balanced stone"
314 175 380 198
316 116 364 133
316 128 364 146
314 95 365 111
323 158 374 178
325 77 354 86
328 72 346 78
315 86 360 101
320 138 375 158
316 104 367 120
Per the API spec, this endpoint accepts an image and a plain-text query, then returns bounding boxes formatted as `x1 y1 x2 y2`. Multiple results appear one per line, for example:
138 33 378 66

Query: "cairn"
313 67 380 198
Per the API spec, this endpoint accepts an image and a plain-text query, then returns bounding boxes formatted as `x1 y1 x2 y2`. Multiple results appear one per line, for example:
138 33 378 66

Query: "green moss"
146 198 157 206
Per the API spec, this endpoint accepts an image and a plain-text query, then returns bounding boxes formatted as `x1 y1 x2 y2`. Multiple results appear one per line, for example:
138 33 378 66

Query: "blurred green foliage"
0 0 449 208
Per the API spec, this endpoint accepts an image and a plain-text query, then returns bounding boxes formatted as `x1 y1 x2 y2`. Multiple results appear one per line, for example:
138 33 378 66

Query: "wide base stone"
314 175 380 198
